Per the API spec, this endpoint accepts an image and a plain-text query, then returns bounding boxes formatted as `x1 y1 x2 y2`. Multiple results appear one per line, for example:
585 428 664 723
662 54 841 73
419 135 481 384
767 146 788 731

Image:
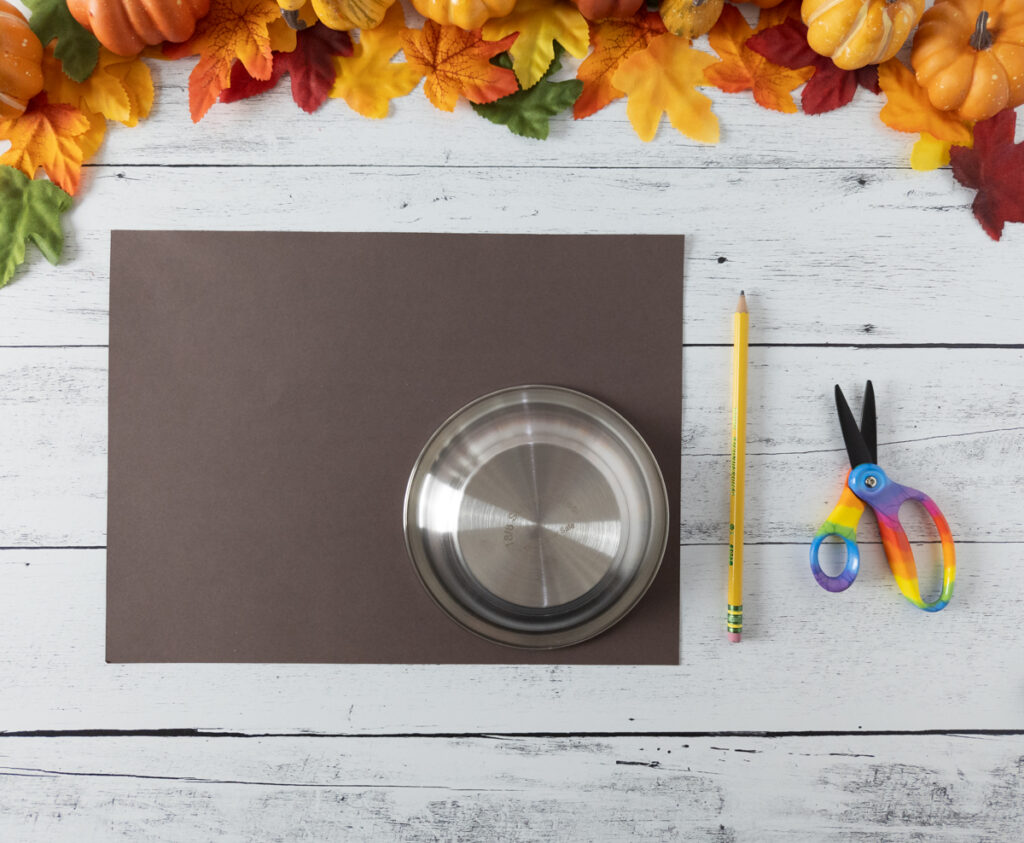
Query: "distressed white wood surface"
0 540 1016 732
1 734 1021 841
3 165 1023 347
2 5 1024 835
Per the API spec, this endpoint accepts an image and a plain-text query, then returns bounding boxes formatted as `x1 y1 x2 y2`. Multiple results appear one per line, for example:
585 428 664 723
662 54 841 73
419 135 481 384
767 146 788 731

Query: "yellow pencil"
728 292 748 643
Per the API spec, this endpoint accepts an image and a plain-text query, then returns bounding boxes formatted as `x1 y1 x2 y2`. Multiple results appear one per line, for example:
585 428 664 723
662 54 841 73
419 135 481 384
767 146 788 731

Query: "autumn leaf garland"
1 0 1021 285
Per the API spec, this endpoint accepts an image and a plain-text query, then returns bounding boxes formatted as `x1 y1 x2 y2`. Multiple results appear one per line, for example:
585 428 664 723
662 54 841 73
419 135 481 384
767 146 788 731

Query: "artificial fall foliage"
1 0 1023 285
221 23 354 112
0 92 101 194
704 0 812 114
472 44 583 138
480 0 589 90
0 165 72 286
746 18 879 115
877 57 973 170
163 0 289 121
949 109 1024 241
573 10 665 120
42 46 154 126
613 32 719 142
24 0 100 82
329 3 423 118
401 21 518 111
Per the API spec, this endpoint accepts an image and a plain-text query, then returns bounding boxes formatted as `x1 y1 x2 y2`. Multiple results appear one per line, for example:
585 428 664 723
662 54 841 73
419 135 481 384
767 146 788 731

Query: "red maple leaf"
950 109 1024 241
221 23 354 113
747 19 879 115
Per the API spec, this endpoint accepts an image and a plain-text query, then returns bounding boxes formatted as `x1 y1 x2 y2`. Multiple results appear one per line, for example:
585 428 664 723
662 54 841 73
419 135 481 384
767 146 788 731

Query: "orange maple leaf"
401 21 519 112
164 0 283 122
877 59 972 145
704 2 812 113
0 93 103 195
574 10 666 120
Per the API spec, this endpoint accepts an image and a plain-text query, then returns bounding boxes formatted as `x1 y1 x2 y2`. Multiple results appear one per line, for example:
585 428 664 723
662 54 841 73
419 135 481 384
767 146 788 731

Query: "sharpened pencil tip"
736 292 747 313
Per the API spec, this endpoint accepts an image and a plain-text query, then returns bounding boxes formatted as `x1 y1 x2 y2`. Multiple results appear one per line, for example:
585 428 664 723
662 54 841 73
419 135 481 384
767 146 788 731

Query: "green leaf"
473 45 583 141
24 0 100 83
0 166 73 288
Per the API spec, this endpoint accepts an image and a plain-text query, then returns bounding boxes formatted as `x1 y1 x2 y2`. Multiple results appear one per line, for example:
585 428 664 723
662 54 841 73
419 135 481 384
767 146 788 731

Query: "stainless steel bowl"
403 385 669 649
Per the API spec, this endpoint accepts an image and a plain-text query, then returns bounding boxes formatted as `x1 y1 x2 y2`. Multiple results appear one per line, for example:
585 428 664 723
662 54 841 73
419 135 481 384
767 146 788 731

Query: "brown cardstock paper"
107 232 683 664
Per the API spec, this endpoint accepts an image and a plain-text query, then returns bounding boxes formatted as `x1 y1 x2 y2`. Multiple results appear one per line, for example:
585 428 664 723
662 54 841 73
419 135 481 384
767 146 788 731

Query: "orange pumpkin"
67 0 212 56
410 0 517 29
571 0 644 20
802 0 925 70
912 0 1024 121
0 0 44 119
660 0 723 37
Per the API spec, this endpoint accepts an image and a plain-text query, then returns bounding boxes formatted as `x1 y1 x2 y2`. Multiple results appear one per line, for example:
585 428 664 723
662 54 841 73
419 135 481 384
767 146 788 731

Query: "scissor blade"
861 380 877 463
835 384 874 469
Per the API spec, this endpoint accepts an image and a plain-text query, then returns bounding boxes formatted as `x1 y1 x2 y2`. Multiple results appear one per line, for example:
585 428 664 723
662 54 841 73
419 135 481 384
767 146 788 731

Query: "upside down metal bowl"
403 385 669 649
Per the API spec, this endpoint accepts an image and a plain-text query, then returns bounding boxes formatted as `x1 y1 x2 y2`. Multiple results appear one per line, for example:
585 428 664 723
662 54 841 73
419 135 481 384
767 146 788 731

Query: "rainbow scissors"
810 381 956 611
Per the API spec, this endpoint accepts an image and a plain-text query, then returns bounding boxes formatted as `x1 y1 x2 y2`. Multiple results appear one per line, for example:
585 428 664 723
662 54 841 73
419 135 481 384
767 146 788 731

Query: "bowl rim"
402 384 670 650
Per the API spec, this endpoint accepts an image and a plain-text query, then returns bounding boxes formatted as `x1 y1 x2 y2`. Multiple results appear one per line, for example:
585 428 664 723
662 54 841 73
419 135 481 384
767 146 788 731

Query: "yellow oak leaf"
163 0 283 122
330 3 422 118
482 0 589 90
0 94 104 195
402 21 518 112
42 47 154 127
612 33 719 143
878 58 973 146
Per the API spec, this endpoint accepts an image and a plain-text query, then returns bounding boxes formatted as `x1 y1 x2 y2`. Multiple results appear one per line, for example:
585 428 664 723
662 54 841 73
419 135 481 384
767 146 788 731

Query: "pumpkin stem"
282 8 310 29
970 10 993 51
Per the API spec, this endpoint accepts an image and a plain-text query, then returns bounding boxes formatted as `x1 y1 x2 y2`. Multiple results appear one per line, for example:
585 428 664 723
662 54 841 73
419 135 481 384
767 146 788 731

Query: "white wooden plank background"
1 735 1021 841
2 2 1023 836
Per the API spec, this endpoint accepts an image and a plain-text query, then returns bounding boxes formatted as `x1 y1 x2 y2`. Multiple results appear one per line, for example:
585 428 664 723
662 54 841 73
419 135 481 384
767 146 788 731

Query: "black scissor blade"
861 380 877 463
835 384 874 468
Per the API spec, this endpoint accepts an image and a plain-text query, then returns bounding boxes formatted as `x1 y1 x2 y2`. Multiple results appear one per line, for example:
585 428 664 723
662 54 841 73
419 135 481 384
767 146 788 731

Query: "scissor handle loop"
809 480 866 593
810 529 860 592
848 464 956 612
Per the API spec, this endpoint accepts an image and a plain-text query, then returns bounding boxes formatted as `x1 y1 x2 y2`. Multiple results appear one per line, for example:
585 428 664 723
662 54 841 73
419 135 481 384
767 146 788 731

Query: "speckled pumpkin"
0 0 43 119
67 0 212 56
912 0 1024 121
660 0 723 37
802 0 926 70
410 0 517 29
570 0 644 21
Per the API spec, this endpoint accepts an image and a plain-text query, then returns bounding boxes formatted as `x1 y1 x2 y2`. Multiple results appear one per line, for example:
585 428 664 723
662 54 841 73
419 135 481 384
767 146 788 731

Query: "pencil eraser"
728 632 741 643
